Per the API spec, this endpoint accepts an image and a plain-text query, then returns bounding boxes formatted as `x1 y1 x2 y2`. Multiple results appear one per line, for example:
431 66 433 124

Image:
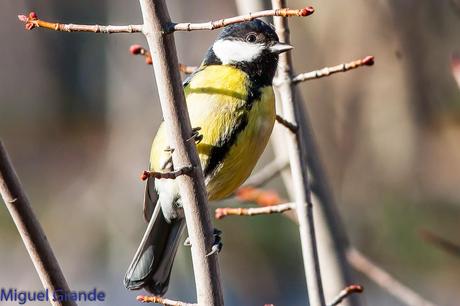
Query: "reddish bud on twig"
363 56 375 66
17 15 28 22
129 44 143 55
140 171 150 181
347 284 364 293
29 12 38 19
18 12 39 30
129 44 153 65
299 6 315 16
328 284 364 306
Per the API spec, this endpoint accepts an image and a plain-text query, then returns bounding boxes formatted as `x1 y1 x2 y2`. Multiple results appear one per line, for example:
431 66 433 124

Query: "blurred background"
1 0 460 305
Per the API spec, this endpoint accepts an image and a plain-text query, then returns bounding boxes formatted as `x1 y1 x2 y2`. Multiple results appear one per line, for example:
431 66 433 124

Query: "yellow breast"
150 65 275 201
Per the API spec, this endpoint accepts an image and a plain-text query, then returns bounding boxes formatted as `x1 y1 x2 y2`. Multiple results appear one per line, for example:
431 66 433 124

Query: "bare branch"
140 166 193 181
0 141 76 306
18 12 142 33
243 157 289 188
130 44 197 73
137 295 196 306
137 0 223 305
18 7 314 35
346 248 437 306
276 114 298 133
215 202 295 219
170 7 314 32
419 228 460 258
328 285 364 306
271 0 325 305
291 56 374 84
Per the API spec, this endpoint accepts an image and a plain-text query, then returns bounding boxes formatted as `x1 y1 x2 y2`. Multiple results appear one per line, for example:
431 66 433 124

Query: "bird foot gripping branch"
185 229 223 257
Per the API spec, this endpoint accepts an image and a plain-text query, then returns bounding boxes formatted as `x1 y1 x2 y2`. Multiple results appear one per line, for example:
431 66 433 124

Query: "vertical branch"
271 1 325 305
237 0 360 303
0 141 76 306
296 96 359 306
137 1 224 305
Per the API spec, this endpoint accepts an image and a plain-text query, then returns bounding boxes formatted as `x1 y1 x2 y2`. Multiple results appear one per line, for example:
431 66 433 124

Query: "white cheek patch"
213 39 264 64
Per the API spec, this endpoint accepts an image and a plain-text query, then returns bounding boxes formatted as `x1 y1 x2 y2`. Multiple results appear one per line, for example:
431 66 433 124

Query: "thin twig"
327 285 363 306
137 295 197 306
140 166 194 181
130 44 197 73
18 7 314 35
419 228 460 258
18 12 142 33
346 248 437 306
137 0 223 305
243 157 289 188
271 0 325 305
0 141 76 306
170 7 314 32
290 56 374 84
215 202 295 219
276 114 298 133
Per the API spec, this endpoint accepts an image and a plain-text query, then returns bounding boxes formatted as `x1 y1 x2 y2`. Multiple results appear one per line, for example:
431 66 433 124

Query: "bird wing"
143 176 158 223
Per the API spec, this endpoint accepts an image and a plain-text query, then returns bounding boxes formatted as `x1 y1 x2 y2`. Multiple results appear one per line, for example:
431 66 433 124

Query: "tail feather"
124 203 185 295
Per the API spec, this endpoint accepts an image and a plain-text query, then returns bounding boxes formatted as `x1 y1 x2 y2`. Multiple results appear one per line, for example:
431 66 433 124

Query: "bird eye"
246 33 257 43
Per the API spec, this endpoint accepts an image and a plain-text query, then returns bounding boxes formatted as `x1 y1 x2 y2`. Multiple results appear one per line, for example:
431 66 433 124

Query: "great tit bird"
124 19 292 296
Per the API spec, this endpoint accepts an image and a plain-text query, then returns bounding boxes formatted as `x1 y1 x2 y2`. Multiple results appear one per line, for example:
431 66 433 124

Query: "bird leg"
184 228 223 256
206 228 223 256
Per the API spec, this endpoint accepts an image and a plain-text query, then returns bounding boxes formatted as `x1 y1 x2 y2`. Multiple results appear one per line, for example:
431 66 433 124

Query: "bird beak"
269 42 293 54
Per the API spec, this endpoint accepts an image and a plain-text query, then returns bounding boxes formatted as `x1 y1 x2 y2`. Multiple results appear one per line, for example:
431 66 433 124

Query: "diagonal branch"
243 157 289 188
170 7 314 31
290 56 375 84
347 248 437 306
0 141 76 306
419 228 460 258
215 202 295 219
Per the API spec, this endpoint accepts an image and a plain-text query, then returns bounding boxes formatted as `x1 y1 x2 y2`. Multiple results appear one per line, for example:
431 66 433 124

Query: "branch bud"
363 56 375 66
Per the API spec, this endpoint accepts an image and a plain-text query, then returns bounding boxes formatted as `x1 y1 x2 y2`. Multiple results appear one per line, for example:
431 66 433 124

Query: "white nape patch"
213 39 264 64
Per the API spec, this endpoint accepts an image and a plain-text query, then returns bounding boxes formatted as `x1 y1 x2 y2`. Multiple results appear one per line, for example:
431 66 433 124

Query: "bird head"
203 19 292 85
211 19 292 65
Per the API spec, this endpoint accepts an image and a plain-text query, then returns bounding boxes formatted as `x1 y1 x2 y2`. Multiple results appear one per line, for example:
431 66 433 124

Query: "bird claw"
184 229 223 256
206 228 223 257
188 127 203 144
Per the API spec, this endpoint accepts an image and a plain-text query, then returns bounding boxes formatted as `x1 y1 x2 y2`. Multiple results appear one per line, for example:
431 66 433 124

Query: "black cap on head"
217 19 279 45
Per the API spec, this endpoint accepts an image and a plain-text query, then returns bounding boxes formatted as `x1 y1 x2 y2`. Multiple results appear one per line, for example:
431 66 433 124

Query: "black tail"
124 204 185 295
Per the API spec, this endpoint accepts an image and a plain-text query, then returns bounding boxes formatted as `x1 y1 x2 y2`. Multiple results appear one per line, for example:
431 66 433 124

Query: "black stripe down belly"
203 113 249 178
